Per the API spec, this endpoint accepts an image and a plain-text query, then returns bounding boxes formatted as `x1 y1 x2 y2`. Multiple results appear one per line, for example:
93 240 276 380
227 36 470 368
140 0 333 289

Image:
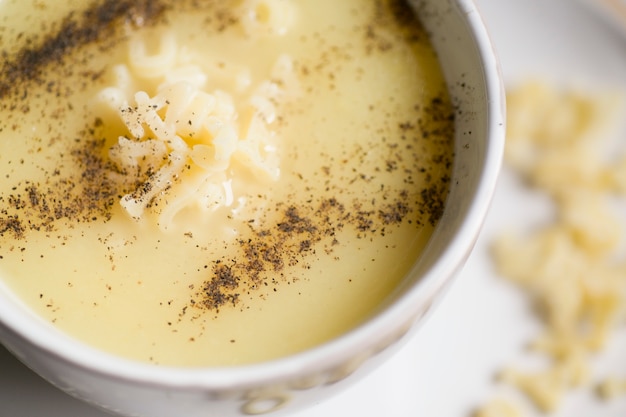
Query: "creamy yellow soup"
0 0 454 366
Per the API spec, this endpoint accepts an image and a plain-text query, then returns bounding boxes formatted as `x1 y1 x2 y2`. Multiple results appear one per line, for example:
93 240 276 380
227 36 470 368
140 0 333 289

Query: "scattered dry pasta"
597 378 626 400
473 399 525 417
475 81 626 416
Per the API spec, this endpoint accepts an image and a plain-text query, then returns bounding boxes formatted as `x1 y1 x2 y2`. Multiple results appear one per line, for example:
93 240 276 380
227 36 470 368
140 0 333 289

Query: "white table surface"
2 0 626 416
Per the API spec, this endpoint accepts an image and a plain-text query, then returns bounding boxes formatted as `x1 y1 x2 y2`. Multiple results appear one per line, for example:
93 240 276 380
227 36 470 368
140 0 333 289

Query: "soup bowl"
0 0 505 416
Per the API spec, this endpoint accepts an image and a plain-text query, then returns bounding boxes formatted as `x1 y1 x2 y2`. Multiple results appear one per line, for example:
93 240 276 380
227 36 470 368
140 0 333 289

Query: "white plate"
575 0 626 37
2 0 626 416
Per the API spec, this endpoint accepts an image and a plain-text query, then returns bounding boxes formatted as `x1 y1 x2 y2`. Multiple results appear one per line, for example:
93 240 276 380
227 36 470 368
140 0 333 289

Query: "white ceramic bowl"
0 1 505 416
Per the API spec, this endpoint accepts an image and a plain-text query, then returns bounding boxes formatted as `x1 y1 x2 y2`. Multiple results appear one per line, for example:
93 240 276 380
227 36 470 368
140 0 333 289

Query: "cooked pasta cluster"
94 25 299 229
238 0 297 36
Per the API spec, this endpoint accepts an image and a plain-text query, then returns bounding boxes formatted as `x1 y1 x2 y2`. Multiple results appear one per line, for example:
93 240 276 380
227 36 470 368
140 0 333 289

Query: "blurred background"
1 0 625 416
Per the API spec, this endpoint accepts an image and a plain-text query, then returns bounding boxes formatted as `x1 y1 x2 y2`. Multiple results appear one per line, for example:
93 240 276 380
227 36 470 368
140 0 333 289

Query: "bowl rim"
0 0 506 391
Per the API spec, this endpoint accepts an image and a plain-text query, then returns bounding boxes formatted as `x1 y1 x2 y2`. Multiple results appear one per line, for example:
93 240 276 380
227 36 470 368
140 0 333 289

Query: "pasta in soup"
0 0 454 366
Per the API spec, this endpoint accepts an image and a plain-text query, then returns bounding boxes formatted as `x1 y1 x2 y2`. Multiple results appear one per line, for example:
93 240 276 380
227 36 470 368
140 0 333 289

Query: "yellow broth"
0 0 454 366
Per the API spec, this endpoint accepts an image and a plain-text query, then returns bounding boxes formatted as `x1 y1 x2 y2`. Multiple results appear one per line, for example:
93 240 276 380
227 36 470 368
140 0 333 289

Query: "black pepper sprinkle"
190 184 424 312
0 138 120 239
0 0 169 102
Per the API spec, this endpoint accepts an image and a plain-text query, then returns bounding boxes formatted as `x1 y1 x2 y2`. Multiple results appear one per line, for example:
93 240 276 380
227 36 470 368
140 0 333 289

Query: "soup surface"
0 0 454 366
